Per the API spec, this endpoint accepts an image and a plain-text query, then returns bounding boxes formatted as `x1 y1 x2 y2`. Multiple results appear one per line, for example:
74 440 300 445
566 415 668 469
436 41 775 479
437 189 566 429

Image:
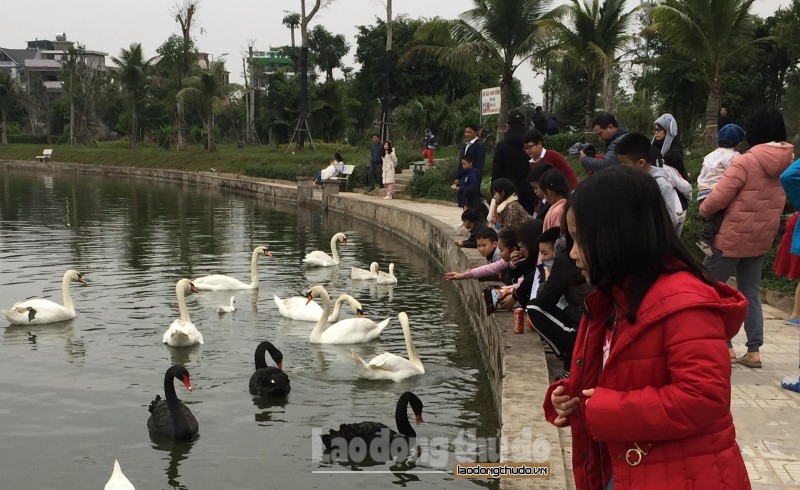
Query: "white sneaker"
383 196 392 200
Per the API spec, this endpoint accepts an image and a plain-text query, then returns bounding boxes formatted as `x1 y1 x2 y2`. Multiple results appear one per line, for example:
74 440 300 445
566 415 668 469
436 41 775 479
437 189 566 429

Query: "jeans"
703 249 765 352
368 162 382 189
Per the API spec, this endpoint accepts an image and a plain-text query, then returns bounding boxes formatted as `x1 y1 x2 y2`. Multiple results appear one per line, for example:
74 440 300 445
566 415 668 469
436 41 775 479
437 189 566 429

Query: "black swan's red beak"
182 375 193 392
415 414 424 425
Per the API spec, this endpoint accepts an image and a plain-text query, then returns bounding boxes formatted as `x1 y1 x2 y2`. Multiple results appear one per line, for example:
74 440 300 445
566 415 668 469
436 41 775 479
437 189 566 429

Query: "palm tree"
283 12 302 48
112 43 150 149
178 60 226 152
542 0 635 133
406 0 555 137
651 0 756 145
0 71 16 145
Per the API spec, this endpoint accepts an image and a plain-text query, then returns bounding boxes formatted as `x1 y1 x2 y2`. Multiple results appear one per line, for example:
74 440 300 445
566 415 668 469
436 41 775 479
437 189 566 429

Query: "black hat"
507 110 525 125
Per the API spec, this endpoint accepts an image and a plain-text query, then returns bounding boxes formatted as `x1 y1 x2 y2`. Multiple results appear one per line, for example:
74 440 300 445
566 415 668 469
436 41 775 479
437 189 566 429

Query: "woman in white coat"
382 142 397 200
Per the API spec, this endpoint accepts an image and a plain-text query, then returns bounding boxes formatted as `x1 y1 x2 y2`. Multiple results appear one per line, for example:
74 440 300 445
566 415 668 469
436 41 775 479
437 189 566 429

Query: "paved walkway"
336 191 800 488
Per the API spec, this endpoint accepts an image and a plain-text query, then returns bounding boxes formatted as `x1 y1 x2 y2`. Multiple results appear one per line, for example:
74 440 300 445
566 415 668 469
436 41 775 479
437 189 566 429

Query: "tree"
308 25 349 82
542 0 635 134
283 12 302 49
651 0 757 146
178 60 227 152
407 0 555 138
0 71 16 145
172 0 200 150
112 43 151 149
295 0 327 150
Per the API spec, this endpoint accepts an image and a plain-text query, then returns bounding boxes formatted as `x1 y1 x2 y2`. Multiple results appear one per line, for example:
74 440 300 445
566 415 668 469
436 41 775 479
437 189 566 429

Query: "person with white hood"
652 113 688 179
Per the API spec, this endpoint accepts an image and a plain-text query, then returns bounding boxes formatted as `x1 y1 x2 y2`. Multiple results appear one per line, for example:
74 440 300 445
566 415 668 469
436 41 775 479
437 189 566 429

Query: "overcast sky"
0 0 790 105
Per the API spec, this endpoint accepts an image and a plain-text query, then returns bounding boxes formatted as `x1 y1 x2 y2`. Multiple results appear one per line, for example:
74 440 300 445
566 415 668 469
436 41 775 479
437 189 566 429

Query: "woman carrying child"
545 165 750 489
700 107 794 368
490 178 531 233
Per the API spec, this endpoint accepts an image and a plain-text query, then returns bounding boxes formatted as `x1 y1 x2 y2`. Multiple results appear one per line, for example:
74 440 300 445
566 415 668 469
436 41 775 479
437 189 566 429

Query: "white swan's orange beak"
189 283 199 293
356 310 364 318
305 294 313 305
263 247 272 257
78 277 87 285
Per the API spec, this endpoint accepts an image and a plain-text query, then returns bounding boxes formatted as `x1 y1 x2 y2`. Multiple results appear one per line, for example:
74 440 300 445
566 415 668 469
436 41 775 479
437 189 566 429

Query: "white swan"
303 233 347 267
104 459 135 490
351 262 379 280
273 293 358 323
353 312 425 381
163 279 204 347
376 263 398 285
305 285 390 344
217 296 236 314
2 269 86 325
192 245 271 290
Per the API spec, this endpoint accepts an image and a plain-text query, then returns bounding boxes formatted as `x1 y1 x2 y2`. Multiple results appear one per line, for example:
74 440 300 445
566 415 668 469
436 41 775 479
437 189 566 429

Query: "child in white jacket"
695 124 746 256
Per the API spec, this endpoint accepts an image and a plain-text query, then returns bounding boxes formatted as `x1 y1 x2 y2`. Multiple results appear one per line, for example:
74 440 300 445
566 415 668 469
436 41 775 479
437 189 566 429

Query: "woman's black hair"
569 165 711 323
515 219 544 252
490 178 518 202
497 229 517 251
746 107 787 146
334 152 344 162
538 169 569 198
382 142 393 156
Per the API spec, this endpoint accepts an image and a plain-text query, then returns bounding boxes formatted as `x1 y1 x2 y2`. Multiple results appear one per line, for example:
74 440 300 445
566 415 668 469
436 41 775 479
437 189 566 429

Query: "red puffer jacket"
543 269 750 490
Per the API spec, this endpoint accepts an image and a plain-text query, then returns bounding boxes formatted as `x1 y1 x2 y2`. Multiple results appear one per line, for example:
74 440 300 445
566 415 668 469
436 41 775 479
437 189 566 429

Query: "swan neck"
395 394 416 438
330 236 340 264
402 319 420 364
249 249 260 287
329 295 345 320
62 273 75 312
254 343 268 370
177 283 190 324
164 372 187 429
309 288 332 342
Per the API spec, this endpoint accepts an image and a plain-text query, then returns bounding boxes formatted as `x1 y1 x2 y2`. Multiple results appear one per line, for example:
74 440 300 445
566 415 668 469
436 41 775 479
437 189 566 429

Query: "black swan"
147 364 199 440
321 392 424 453
249 341 291 397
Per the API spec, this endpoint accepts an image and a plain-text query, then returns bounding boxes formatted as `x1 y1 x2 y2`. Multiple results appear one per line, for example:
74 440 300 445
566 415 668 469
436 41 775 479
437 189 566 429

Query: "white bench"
35 149 53 162
321 164 355 191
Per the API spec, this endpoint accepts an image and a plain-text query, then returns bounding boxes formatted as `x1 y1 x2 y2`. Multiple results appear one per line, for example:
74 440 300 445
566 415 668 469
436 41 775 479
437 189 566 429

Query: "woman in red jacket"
544 166 750 489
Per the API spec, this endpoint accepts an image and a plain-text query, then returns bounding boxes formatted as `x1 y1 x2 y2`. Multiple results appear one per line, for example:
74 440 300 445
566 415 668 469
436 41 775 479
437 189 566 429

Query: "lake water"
0 169 499 489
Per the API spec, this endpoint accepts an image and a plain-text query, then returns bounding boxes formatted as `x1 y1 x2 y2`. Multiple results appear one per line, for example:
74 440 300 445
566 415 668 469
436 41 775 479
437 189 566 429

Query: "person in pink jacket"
699 107 795 368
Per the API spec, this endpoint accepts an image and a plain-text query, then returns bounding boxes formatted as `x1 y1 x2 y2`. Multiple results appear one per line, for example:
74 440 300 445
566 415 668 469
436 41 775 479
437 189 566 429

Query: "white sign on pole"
481 87 501 116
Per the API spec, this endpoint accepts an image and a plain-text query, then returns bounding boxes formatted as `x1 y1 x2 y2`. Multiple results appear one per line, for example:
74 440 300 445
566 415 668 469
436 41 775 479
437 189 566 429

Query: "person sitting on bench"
315 153 345 188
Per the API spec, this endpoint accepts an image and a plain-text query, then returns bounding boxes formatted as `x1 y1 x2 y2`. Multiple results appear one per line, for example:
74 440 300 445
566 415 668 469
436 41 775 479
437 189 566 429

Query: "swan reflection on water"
168 344 202 366
150 437 195 490
252 397 288 425
4 321 86 361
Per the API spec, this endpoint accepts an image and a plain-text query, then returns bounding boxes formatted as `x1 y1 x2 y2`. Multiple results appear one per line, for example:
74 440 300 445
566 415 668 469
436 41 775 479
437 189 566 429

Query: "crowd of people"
438 106 796 489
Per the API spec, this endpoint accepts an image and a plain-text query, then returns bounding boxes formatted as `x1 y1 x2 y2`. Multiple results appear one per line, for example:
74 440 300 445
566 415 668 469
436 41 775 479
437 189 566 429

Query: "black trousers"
368 162 383 189
526 305 577 371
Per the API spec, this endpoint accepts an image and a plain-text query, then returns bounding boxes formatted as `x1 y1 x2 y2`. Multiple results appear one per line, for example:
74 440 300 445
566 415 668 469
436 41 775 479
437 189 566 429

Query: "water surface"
0 169 499 489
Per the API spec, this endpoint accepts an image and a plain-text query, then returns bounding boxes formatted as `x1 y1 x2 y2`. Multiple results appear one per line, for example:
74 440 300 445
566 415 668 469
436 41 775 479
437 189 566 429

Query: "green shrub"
544 132 583 154
8 135 50 145
408 157 460 202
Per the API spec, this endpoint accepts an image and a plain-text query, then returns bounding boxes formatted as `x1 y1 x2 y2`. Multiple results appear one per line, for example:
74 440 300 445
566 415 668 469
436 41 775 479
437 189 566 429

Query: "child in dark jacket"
526 211 593 380
455 155 482 207
457 209 488 248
